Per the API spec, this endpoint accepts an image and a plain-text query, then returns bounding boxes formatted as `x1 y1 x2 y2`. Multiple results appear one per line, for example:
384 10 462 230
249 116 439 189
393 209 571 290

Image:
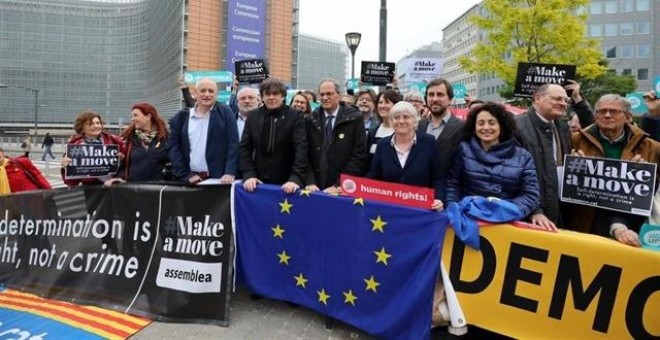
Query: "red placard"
339 174 434 209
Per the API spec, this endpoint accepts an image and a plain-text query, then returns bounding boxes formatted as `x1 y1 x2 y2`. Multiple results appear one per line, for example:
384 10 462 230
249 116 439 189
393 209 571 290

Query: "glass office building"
0 0 184 125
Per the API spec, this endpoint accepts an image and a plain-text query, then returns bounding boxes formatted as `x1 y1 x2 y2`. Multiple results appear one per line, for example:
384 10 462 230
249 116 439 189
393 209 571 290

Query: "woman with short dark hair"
445 102 540 218
60 110 125 186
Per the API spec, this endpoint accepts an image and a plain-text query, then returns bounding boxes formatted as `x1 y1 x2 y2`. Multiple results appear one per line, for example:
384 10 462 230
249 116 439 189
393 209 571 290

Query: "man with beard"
236 87 261 140
417 78 464 197
355 88 378 132
239 77 308 194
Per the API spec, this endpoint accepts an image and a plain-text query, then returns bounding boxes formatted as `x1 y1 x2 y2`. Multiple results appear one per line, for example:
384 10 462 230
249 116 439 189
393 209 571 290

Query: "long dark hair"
122 102 168 141
463 102 517 142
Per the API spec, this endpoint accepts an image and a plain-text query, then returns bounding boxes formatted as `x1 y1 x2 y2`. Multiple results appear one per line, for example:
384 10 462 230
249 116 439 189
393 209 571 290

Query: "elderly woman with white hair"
366 101 444 211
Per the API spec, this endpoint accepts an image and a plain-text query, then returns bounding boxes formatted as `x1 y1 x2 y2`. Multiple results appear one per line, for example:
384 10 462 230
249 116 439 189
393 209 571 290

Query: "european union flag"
234 184 447 339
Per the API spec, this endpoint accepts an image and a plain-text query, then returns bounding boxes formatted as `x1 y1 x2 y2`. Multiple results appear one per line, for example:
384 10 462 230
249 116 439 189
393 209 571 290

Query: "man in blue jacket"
168 77 239 184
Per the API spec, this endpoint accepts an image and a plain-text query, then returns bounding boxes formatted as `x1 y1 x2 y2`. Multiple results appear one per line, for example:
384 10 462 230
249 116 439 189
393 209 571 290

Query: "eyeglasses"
545 95 571 104
595 108 626 116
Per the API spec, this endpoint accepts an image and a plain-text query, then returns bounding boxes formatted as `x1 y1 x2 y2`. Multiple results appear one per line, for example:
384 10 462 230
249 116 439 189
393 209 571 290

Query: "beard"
357 106 372 114
430 104 448 117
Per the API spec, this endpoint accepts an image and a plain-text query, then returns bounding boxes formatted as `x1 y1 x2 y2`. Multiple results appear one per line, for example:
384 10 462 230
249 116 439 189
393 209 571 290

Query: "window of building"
605 23 617 36
604 0 617 13
620 45 633 58
637 21 650 34
620 23 633 35
590 1 603 14
636 0 649 11
622 69 632 76
590 24 603 37
605 46 616 58
637 45 650 58
637 68 649 80
621 0 634 12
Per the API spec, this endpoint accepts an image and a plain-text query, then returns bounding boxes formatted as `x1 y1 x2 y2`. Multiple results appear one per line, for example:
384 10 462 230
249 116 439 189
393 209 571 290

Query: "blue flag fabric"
234 184 447 339
446 196 524 250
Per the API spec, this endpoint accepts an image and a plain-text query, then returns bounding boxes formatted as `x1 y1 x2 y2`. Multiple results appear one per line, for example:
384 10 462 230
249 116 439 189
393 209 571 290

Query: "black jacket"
239 104 308 186
305 103 367 188
417 114 464 199
514 101 594 226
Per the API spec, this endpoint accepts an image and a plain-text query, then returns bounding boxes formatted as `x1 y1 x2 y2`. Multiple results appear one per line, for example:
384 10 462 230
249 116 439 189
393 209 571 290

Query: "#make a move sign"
64 144 119 179
360 61 395 86
560 155 657 216
514 62 576 98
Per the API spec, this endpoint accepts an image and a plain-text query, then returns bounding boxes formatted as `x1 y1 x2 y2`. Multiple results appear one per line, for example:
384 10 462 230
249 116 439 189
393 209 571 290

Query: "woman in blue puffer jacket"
445 102 540 219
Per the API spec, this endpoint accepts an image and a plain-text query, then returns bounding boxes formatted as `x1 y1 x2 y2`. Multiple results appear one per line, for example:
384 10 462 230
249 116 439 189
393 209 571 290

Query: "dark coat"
120 134 170 182
239 104 308 186
445 138 540 218
305 103 368 188
168 103 239 181
417 114 464 199
515 108 570 225
366 132 443 199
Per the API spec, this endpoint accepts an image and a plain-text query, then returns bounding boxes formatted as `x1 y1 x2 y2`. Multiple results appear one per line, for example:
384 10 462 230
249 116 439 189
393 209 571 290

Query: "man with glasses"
515 83 594 229
305 78 367 194
355 89 378 132
403 91 428 119
566 94 659 246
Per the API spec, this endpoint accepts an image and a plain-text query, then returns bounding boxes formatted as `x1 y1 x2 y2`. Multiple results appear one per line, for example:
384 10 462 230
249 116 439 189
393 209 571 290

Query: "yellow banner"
442 225 660 339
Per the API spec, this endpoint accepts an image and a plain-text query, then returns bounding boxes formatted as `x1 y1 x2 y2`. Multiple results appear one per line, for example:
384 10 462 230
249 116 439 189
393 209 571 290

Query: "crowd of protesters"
1 75 658 249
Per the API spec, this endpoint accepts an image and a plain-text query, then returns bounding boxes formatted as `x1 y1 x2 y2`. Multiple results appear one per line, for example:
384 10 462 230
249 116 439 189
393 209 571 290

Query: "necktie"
550 122 563 166
324 115 334 145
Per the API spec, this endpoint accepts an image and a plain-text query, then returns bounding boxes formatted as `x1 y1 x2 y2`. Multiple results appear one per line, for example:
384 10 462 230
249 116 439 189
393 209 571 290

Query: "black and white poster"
0 184 234 325
361 61 395 86
235 58 269 84
64 144 120 179
561 155 657 216
514 62 576 98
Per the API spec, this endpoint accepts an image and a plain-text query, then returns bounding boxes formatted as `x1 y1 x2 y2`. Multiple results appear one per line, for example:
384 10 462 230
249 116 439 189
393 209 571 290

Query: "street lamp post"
345 32 362 80
14 85 40 140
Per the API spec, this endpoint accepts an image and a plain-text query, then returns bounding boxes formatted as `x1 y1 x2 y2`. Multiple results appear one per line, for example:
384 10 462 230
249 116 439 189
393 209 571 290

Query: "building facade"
0 0 296 129
295 34 347 92
586 0 658 91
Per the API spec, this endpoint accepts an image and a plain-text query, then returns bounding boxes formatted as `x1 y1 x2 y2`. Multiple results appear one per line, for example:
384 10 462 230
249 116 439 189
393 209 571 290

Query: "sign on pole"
184 71 233 84
235 59 269 84
513 62 576 98
360 61 396 86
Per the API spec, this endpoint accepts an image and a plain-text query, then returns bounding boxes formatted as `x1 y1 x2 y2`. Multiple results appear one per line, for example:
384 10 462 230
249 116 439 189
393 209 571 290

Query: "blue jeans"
42 145 55 160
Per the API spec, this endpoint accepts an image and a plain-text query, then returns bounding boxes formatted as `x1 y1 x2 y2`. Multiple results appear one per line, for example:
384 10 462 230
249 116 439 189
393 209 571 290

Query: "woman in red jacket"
60 110 125 186
0 147 51 194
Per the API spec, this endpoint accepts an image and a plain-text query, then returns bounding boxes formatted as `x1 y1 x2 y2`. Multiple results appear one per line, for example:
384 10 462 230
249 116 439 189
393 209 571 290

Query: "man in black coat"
515 82 594 229
239 77 308 194
416 78 464 200
305 78 367 194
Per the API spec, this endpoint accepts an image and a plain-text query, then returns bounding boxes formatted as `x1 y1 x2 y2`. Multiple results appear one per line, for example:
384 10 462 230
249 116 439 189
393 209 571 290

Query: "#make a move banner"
442 226 660 339
0 184 234 325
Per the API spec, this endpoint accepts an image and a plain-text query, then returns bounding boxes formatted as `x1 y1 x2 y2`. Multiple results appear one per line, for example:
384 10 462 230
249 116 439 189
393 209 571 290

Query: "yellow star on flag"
374 247 392 266
279 199 293 214
364 275 380 293
271 224 285 238
299 189 311 197
277 250 291 265
343 289 358 306
370 215 387 233
317 289 330 305
294 273 308 288
353 197 364 206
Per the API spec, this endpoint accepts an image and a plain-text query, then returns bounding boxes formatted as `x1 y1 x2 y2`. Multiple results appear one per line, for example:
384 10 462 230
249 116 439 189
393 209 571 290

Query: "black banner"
514 62 576 98
0 184 234 325
561 155 657 216
64 144 120 179
235 58 269 84
360 61 395 86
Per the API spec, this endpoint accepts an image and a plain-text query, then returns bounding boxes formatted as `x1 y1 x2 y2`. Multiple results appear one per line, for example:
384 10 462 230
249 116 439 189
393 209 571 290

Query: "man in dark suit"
515 82 594 229
305 78 367 194
416 78 464 199
168 77 239 184
239 77 308 194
